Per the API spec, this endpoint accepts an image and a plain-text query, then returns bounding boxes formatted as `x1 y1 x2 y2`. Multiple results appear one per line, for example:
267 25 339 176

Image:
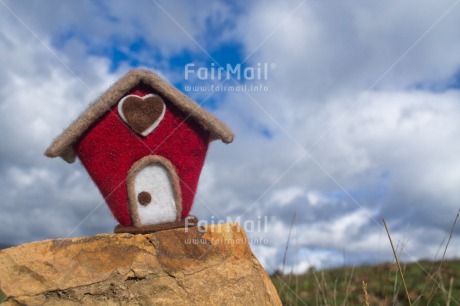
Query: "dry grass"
383 218 412 305
271 209 460 305
272 259 460 305
362 281 370 306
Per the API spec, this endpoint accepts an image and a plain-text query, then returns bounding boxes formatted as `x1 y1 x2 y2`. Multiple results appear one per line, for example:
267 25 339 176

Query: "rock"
0 223 281 305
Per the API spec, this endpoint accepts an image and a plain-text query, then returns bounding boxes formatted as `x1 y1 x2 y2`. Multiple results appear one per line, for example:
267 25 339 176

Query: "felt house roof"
45 69 234 163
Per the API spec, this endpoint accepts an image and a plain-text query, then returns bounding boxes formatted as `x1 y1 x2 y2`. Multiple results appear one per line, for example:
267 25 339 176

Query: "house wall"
75 86 210 227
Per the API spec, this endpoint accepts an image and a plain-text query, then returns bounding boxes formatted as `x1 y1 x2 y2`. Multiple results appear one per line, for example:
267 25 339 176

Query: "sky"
0 0 460 275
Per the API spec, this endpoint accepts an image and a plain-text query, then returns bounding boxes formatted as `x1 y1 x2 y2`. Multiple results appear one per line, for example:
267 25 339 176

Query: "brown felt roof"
44 69 234 163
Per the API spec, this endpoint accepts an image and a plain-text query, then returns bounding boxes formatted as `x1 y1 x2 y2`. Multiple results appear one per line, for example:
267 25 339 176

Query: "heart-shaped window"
118 94 166 136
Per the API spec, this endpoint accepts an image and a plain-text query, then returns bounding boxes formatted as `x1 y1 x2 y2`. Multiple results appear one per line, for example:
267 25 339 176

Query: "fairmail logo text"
184 62 275 81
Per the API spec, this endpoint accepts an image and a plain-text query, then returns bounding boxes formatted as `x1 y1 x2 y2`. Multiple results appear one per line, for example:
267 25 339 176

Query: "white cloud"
269 186 305 206
199 0 460 271
306 191 329 206
0 2 121 243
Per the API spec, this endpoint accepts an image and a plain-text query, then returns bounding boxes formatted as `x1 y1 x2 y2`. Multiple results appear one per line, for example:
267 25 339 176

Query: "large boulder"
0 223 281 305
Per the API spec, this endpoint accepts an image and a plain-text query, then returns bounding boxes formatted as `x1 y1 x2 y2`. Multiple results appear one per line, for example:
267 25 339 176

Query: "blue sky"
1 0 460 278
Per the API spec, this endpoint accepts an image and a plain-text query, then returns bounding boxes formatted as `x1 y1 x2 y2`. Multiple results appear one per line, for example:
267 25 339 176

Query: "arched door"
127 155 182 227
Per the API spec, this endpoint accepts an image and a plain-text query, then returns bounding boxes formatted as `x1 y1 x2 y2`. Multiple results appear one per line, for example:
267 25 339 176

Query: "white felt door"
133 163 178 225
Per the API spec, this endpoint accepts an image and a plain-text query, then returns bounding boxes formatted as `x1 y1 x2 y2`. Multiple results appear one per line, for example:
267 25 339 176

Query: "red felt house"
45 69 234 233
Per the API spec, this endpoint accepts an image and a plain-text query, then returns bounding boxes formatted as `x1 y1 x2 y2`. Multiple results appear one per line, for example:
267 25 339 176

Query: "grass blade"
383 218 412 306
362 280 370 306
281 213 296 277
427 208 460 304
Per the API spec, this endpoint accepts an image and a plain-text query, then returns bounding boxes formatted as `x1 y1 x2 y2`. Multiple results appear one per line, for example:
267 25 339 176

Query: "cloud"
0 1 120 242
0 0 459 275
195 0 460 272
202 87 460 272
